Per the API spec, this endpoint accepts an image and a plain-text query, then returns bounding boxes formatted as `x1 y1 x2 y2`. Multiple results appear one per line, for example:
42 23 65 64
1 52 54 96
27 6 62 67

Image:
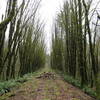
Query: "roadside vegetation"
0 0 46 80
51 0 100 99
0 0 100 100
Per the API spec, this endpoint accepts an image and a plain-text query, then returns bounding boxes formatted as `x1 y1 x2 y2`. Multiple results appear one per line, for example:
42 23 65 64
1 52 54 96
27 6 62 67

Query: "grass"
0 67 97 100
0 67 50 97
0 69 41 96
55 70 97 98
0 67 55 100
0 77 27 96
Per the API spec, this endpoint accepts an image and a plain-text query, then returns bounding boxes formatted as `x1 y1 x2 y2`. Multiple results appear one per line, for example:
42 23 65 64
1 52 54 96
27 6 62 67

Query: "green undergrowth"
55 70 97 99
0 77 27 96
0 66 53 96
0 69 42 96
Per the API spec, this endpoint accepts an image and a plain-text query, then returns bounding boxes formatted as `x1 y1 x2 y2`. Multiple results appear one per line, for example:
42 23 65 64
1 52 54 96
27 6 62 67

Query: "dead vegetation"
36 72 57 80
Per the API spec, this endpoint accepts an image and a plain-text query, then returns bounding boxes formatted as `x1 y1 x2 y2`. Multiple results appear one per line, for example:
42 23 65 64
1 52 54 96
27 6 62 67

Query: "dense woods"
51 0 100 99
0 0 45 80
0 0 100 100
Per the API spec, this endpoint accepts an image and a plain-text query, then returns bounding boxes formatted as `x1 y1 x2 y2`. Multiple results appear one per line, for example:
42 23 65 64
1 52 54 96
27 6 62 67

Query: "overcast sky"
0 0 100 54
0 0 64 54
39 0 64 53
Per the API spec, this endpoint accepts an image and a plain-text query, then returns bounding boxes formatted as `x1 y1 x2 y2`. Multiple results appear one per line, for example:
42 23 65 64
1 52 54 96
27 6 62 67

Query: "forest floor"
0 67 96 100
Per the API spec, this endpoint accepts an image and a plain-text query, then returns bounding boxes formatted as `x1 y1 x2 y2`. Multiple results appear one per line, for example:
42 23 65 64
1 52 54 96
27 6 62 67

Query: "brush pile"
36 72 56 80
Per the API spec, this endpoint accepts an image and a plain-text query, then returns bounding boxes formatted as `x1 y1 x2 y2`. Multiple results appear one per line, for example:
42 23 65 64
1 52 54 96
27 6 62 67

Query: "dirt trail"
0 69 96 100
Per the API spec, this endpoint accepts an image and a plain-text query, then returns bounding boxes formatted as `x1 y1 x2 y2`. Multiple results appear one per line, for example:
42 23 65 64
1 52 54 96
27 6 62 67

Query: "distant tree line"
0 0 45 80
51 0 100 99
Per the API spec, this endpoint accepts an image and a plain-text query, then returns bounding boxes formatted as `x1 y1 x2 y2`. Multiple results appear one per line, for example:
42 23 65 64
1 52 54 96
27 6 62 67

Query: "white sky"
0 0 6 16
39 0 64 54
0 0 100 54
0 0 64 54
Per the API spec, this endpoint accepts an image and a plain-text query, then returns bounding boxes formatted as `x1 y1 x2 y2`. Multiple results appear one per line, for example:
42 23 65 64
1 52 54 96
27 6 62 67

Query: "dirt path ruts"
6 72 96 100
